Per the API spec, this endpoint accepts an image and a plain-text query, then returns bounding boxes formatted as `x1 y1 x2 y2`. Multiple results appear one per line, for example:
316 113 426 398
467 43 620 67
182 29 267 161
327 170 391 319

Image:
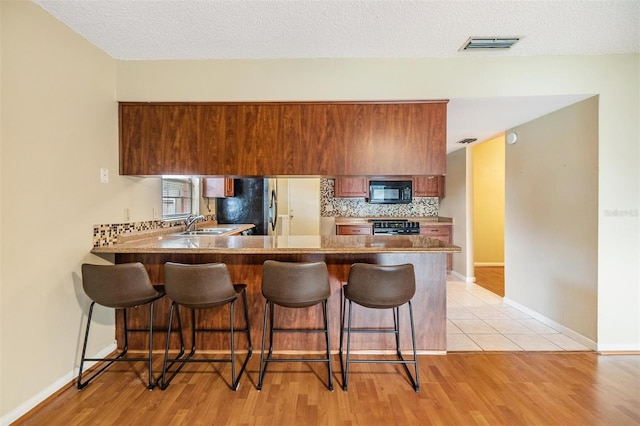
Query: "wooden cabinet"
335 176 445 198
119 101 447 176
334 178 368 198
120 105 205 175
420 225 452 270
413 176 445 197
202 178 234 198
336 224 373 235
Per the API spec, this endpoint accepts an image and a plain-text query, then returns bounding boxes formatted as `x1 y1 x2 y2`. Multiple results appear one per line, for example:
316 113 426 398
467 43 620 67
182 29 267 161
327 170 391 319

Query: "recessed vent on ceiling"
460 37 521 51
457 138 477 144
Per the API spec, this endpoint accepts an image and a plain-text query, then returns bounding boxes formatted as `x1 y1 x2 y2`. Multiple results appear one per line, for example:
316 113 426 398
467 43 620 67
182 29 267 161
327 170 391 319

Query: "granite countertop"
335 216 453 226
112 222 256 245
91 234 461 255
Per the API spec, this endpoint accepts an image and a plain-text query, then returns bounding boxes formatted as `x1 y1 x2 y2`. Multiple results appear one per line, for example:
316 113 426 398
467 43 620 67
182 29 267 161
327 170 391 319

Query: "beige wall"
473 136 505 265
1 2 161 421
1 2 639 422
439 148 470 279
505 97 599 341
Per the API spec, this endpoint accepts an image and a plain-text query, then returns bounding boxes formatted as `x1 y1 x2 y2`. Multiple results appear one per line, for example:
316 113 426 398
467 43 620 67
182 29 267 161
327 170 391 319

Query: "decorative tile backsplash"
320 178 438 217
92 215 215 247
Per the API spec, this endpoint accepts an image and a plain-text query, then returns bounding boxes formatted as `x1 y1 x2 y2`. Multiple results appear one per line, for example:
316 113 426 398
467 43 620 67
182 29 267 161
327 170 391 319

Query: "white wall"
505 98 599 342
0 3 161 422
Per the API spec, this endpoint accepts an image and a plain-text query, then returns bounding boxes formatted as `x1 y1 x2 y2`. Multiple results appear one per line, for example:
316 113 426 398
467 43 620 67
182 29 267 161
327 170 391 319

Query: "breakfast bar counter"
92 234 460 353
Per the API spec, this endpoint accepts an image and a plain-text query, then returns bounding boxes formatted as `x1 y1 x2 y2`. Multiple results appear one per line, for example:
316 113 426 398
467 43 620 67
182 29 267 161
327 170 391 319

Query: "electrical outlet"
100 168 109 183
124 208 130 221
152 207 158 220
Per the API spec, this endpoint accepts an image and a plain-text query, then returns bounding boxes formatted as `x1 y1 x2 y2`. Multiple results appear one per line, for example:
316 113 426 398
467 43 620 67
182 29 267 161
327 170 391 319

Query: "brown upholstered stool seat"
340 263 420 392
78 262 164 390
159 262 252 391
257 260 333 391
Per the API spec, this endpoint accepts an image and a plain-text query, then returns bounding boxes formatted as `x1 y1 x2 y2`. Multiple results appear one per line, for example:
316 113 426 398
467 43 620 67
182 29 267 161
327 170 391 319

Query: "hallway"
446 274 591 352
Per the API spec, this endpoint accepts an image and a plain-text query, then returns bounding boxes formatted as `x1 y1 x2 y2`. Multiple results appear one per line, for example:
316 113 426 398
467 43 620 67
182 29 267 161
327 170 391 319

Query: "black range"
369 219 420 235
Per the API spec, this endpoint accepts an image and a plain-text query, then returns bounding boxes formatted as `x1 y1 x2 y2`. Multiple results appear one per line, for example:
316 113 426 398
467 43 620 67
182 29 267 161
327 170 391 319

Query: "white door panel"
288 178 320 236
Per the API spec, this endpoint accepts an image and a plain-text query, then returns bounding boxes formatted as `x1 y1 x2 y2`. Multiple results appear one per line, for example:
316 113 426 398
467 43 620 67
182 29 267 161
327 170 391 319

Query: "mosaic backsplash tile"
92 215 215 247
320 178 439 217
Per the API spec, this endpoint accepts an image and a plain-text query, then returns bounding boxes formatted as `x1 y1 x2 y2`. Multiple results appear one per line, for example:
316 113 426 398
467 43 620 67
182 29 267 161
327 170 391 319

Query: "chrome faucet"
184 214 205 232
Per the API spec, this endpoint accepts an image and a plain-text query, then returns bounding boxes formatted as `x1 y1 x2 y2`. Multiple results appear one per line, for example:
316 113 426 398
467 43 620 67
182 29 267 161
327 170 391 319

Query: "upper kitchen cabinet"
226 104 302 175
334 177 368 197
202 178 234 198
119 104 224 175
119 101 447 176
413 176 445 197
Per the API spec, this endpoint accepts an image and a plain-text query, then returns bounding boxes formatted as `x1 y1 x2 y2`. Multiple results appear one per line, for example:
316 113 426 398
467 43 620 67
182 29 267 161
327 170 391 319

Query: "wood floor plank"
14 353 639 425
474 266 505 296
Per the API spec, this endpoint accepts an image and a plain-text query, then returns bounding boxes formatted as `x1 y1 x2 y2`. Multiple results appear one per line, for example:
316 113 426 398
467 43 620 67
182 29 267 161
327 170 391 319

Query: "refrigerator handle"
269 189 278 232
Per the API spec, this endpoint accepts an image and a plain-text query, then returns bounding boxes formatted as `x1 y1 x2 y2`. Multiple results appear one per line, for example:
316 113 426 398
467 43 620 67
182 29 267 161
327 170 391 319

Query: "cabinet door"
120 101 447 176
202 178 234 198
336 225 372 235
420 226 452 269
413 176 445 197
334 178 368 197
120 104 196 175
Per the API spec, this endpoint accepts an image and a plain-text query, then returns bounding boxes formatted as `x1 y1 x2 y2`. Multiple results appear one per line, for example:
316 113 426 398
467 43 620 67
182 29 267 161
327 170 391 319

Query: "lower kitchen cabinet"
336 224 372 235
421 225 452 270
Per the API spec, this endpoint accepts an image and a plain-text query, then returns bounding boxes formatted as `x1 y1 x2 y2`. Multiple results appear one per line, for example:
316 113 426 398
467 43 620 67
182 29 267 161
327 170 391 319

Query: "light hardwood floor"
14 352 639 425
474 266 505 297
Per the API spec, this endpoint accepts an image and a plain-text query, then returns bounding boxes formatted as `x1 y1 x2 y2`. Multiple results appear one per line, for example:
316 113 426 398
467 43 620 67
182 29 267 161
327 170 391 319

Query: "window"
162 176 198 220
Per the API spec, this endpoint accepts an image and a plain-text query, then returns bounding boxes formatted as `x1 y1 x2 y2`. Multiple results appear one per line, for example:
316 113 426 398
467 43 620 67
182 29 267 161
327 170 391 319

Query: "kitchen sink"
180 227 236 236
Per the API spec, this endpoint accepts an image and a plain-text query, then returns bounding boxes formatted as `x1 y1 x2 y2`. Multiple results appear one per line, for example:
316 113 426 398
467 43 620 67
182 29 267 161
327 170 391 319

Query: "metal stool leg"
230 288 252 390
339 289 347 389
408 301 420 392
147 301 156 390
323 299 334 391
257 300 270 391
343 299 354 391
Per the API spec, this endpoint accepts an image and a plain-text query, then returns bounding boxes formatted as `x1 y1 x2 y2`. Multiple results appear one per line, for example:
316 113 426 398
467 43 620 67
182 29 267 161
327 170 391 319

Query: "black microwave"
369 180 412 204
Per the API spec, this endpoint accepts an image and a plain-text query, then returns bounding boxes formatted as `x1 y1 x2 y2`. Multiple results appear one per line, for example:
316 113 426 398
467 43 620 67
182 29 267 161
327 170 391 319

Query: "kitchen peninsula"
92 232 460 353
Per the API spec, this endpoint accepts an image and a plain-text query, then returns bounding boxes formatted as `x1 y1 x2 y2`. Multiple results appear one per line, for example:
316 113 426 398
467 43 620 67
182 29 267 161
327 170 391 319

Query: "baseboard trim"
448 270 475 283
503 298 597 351
596 345 640 353
1 343 117 426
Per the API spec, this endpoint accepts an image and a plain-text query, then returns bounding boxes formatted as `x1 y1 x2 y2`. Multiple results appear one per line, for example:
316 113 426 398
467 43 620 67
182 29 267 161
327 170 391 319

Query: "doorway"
472 136 505 297
276 178 321 236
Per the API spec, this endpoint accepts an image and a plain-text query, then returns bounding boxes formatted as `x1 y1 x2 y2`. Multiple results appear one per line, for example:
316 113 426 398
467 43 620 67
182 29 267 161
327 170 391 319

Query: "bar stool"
257 260 333 391
78 263 164 390
160 262 252 391
340 263 420 392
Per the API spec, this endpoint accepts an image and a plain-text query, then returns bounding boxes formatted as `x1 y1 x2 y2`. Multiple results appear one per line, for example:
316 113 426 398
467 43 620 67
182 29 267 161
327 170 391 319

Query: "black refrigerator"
215 178 277 235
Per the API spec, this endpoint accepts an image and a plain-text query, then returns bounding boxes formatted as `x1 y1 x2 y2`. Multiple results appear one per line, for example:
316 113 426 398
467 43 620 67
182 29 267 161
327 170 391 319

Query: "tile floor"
446 275 592 352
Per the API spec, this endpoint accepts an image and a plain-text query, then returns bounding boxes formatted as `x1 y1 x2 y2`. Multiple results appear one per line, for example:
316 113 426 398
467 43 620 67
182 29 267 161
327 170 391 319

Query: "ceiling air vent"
457 138 477 144
460 37 521 51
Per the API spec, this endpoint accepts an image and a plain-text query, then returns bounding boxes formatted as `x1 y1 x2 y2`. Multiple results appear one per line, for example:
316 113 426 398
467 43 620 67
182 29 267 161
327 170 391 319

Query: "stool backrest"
81 263 158 308
346 263 416 309
164 262 238 308
262 260 330 308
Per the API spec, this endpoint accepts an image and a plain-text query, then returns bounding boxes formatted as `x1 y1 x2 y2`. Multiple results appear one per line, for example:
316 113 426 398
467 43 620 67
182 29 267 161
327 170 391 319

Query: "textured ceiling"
32 0 639 151
33 0 639 60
